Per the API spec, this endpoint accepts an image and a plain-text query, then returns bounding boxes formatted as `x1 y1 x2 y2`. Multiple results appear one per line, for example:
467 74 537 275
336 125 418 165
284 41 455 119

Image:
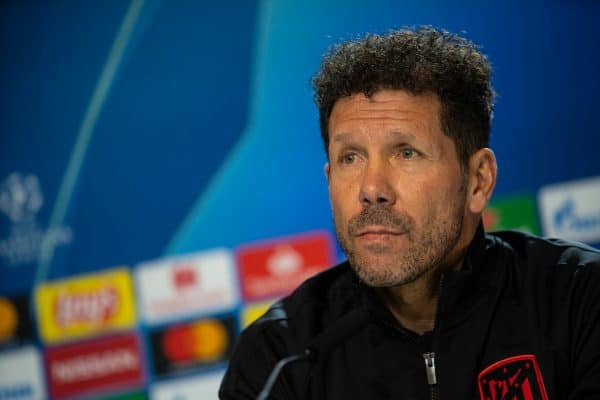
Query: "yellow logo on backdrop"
35 268 136 344
241 300 275 328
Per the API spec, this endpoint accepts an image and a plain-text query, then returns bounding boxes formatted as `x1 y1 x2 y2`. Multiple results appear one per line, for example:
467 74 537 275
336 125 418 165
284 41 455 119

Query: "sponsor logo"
0 346 46 400
54 286 118 327
150 371 224 400
45 333 144 399
267 246 302 276
0 294 33 347
236 231 334 301
478 354 547 400
150 315 235 377
483 194 540 234
0 172 71 267
0 298 18 344
35 268 136 344
51 347 138 383
552 198 600 236
135 249 238 325
0 385 34 400
173 265 197 289
538 176 600 243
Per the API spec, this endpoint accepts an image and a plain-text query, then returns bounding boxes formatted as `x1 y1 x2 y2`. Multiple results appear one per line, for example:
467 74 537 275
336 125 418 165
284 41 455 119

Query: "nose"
359 160 396 206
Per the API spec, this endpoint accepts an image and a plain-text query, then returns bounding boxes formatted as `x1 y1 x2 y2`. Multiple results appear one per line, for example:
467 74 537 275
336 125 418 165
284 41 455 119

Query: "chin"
350 255 420 287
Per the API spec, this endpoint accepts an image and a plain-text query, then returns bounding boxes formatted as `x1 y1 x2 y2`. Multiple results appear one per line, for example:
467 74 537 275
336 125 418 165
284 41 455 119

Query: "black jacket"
220 227 600 399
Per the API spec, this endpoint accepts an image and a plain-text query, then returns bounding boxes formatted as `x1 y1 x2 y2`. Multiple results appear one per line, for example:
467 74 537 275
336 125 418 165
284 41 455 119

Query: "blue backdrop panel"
0 1 257 294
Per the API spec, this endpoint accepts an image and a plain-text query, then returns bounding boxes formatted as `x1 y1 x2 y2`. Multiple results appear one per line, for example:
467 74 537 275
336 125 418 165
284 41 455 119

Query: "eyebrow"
331 132 354 143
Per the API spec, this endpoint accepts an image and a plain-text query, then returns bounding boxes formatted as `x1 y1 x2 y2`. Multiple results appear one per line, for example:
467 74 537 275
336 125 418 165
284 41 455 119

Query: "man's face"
326 90 468 287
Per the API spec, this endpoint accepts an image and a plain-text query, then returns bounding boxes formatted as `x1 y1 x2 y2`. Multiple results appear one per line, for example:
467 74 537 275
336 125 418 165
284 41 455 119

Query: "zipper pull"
422 352 437 385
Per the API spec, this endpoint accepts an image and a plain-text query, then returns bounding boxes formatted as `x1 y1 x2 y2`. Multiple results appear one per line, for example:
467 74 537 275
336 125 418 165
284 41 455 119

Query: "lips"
354 226 404 237
346 205 414 240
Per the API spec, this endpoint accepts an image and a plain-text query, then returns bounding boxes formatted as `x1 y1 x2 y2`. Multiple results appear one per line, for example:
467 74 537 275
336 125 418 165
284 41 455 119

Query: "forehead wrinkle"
331 112 433 142
331 101 439 133
334 103 431 120
332 130 417 143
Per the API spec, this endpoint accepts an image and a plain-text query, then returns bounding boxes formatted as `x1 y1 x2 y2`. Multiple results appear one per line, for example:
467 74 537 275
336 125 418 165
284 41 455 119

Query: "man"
220 27 600 399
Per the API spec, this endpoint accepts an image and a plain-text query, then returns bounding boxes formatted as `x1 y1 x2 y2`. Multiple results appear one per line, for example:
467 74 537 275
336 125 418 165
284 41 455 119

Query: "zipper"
425 273 444 400
382 318 441 399
375 273 445 399
423 352 437 385
422 352 439 400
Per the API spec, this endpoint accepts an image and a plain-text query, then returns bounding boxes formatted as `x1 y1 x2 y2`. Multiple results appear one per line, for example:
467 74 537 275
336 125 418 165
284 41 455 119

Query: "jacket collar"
355 221 501 334
435 221 501 333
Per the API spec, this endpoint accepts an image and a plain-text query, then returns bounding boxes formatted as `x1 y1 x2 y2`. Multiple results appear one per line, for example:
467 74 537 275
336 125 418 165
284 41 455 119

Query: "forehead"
328 90 442 135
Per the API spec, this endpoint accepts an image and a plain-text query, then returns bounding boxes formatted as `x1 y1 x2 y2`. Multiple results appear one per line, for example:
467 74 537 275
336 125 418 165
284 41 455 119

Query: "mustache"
347 205 414 236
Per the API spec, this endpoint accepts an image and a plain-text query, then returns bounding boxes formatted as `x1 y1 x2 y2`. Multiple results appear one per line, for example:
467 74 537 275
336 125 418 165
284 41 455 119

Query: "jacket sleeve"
568 253 600 399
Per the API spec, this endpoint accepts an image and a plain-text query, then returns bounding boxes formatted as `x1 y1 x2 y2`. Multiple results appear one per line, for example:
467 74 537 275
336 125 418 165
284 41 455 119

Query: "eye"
400 148 418 159
339 153 358 164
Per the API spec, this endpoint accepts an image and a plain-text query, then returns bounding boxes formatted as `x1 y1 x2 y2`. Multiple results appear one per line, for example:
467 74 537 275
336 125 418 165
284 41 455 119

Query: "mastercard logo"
0 297 18 342
161 319 228 363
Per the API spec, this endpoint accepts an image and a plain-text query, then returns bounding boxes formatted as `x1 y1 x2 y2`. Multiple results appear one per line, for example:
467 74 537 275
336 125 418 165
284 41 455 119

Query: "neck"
375 268 442 335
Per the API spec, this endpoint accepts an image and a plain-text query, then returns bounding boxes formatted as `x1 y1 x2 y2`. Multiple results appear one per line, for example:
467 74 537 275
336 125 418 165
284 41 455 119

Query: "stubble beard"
335 198 466 288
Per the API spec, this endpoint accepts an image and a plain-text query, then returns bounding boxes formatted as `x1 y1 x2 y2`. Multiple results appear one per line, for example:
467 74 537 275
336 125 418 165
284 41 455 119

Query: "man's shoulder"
487 229 600 269
283 261 359 316
255 261 359 324
221 263 363 397
242 262 360 349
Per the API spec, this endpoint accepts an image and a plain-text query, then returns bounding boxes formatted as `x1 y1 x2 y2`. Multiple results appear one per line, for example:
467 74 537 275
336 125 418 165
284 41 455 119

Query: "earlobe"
324 163 330 183
467 148 497 214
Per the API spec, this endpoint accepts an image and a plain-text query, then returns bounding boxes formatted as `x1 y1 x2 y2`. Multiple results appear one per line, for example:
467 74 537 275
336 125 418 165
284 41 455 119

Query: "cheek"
398 177 459 221
329 182 358 222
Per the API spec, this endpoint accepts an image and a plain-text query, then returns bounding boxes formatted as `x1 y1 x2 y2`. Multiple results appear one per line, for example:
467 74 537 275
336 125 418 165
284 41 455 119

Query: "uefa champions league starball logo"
0 172 44 224
0 172 72 266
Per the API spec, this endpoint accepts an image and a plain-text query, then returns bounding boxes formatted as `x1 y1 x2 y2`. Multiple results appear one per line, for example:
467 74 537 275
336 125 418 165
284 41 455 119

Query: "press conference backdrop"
1 0 599 399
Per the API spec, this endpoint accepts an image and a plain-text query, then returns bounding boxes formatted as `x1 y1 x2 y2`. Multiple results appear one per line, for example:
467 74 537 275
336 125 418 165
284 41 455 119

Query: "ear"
324 163 331 184
466 148 497 214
